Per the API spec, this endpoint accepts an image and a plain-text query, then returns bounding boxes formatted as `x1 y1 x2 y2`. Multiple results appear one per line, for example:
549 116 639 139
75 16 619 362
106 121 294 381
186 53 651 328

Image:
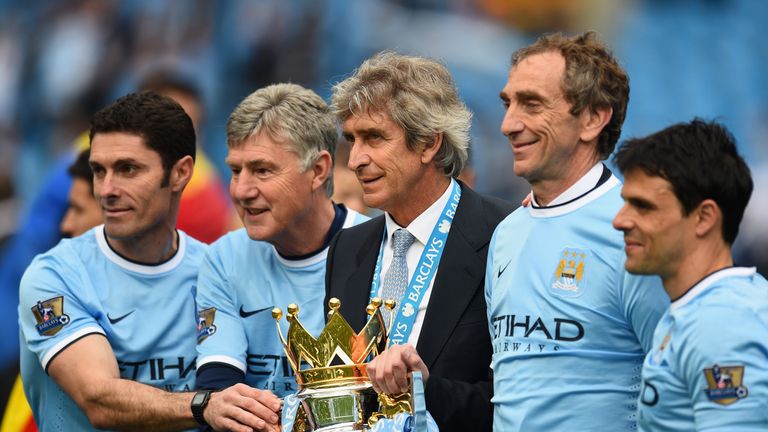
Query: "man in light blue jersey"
486 32 668 431
19 92 274 432
194 83 368 429
613 119 768 431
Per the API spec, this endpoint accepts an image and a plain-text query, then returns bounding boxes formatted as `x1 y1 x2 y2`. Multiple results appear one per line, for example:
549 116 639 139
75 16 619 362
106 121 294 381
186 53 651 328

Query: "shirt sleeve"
679 304 768 431
619 270 669 353
484 230 498 349
18 248 105 371
195 242 248 374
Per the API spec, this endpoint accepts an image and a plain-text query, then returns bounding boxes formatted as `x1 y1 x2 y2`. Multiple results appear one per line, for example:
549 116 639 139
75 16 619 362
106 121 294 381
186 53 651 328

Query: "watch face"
192 392 207 405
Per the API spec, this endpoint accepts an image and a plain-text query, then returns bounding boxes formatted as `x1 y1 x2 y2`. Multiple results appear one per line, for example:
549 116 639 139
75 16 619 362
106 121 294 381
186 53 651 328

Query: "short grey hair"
227 83 337 196
331 52 471 177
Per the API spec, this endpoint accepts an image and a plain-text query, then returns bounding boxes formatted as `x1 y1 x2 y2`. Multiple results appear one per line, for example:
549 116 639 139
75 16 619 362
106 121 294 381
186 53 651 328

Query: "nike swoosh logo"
497 261 511 278
239 305 273 318
107 310 136 325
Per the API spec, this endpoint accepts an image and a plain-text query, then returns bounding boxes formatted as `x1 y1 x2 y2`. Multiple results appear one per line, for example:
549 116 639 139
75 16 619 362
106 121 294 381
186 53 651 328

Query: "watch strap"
191 390 212 426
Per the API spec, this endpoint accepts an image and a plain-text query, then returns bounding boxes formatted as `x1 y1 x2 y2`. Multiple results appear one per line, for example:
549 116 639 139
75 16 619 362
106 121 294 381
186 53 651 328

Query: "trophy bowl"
297 382 379 431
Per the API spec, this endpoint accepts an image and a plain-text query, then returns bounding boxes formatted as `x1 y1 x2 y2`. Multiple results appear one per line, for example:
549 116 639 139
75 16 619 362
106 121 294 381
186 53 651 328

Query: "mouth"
511 139 538 151
357 175 383 188
102 207 131 218
243 207 268 218
623 238 643 253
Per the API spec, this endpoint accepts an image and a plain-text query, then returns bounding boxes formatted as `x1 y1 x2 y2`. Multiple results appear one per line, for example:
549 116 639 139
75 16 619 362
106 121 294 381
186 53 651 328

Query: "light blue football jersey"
485 173 668 431
18 225 206 431
638 267 768 431
196 209 368 397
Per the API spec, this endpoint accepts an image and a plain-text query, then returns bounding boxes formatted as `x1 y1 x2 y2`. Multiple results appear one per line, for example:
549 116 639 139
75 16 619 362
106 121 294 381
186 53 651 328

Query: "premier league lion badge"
32 296 70 336
197 307 217 343
703 364 748 405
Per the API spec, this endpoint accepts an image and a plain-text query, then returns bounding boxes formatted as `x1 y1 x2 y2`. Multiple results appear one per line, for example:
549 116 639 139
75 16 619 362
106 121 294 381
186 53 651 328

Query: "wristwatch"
191 390 212 426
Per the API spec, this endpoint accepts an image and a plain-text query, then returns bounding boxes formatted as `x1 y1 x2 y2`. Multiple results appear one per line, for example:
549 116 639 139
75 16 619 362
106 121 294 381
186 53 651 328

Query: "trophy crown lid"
274 297 390 388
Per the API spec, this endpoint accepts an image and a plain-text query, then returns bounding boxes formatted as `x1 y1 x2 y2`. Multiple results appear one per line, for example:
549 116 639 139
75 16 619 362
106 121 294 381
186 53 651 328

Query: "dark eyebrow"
627 196 657 210
515 90 547 103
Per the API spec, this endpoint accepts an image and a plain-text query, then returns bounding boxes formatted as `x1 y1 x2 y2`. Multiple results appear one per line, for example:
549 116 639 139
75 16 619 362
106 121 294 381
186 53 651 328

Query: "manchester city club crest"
703 364 749 405
32 296 70 336
197 307 217 343
549 248 589 297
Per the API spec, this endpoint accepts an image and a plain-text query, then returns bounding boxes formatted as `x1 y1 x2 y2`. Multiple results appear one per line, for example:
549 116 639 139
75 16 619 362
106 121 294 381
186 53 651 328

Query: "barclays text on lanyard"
369 179 461 347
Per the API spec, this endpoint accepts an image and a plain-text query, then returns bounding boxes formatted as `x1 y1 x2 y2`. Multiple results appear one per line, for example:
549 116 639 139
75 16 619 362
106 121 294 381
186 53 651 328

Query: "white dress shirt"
379 180 454 346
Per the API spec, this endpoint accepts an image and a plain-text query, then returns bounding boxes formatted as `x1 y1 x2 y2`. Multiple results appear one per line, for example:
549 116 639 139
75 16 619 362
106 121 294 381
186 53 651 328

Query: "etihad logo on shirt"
196 307 217 343
118 356 195 391
31 296 70 336
703 364 748 405
491 314 584 342
550 248 589 297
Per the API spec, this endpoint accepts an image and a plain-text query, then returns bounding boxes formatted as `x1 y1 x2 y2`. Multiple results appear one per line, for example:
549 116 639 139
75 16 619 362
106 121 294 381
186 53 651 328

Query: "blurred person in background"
613 119 768 431
139 72 240 243
60 148 101 238
486 32 667 431
332 140 371 215
2 148 100 432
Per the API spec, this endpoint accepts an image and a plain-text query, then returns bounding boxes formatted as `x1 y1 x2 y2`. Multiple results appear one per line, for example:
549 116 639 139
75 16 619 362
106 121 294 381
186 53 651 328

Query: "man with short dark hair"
613 119 768 431
486 32 667 431
18 92 266 431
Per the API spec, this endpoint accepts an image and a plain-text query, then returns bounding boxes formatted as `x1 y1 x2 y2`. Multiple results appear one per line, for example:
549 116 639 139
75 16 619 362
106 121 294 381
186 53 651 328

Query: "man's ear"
579 106 612 143
311 150 333 192
693 199 722 239
169 155 194 192
420 133 443 165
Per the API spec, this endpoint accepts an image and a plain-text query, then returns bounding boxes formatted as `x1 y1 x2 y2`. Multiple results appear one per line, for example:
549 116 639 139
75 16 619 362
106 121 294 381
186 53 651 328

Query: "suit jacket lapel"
416 185 488 368
342 217 385 330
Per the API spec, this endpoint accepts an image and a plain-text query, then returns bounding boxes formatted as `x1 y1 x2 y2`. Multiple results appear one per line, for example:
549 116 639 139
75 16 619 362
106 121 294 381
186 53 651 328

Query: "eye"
523 101 542 110
229 166 241 176
91 166 105 177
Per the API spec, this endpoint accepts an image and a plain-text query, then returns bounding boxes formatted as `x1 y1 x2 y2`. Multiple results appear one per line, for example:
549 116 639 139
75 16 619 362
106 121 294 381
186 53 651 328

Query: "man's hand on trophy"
204 383 282 432
367 344 430 394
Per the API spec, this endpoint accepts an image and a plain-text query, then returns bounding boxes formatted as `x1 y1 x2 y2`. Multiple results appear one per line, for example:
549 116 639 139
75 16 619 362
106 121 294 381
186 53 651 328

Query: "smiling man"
485 32 668 431
193 84 368 430
613 119 768 432
325 52 513 432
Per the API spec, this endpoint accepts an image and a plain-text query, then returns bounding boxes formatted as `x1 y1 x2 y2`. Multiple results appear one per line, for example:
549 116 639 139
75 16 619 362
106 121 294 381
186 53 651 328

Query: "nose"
347 139 370 172
95 171 119 200
612 203 632 232
60 208 76 237
501 104 524 138
230 171 258 204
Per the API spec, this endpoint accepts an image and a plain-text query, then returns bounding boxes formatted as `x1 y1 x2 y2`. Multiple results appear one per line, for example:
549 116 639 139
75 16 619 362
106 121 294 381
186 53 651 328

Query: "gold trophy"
273 297 415 431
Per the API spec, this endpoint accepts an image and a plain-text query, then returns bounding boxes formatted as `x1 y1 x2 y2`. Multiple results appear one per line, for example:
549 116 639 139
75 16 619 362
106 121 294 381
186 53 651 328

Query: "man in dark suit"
325 52 513 432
